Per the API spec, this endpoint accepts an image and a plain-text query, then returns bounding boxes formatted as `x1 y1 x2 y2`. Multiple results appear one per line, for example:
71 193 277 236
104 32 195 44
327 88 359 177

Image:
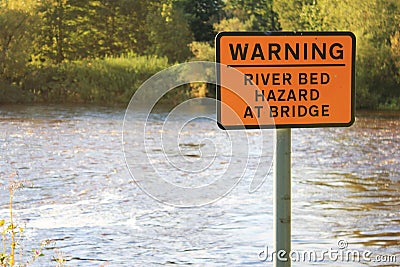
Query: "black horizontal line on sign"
227 64 346 68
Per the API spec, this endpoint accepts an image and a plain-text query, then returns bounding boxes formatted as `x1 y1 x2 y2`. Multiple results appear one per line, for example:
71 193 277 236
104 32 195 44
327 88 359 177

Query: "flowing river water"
0 105 399 266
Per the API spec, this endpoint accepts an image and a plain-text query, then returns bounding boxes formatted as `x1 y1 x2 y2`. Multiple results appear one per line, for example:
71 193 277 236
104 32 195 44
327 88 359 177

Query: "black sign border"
215 31 356 130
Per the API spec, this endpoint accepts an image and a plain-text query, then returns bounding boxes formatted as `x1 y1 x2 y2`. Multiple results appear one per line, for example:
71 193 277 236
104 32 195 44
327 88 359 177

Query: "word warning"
216 32 356 129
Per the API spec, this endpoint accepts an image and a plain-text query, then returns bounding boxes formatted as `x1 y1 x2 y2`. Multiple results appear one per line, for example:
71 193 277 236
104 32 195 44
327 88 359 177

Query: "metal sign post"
274 128 291 267
216 31 355 267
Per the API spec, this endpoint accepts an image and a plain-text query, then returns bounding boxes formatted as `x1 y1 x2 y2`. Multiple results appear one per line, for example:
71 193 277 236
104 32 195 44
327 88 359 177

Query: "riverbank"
0 55 171 105
0 55 399 110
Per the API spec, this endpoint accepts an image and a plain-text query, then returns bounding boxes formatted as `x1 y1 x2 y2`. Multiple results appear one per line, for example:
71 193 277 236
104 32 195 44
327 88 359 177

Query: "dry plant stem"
2 174 54 266
9 182 15 267
2 225 5 256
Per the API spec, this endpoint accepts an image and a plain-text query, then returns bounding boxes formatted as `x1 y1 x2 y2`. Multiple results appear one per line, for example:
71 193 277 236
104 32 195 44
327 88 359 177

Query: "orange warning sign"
216 32 356 129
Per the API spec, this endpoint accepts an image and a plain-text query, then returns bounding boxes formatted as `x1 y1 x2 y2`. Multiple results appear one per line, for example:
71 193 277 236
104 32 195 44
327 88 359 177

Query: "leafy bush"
0 84 33 104
23 55 171 104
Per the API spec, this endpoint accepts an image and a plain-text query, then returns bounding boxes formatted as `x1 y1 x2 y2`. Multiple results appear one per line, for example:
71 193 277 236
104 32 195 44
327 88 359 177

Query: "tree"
37 0 91 63
84 0 145 57
36 0 154 62
214 17 253 32
273 0 312 30
392 31 400 87
146 1 194 62
274 0 400 109
0 0 38 81
225 0 280 31
355 0 400 107
182 0 224 42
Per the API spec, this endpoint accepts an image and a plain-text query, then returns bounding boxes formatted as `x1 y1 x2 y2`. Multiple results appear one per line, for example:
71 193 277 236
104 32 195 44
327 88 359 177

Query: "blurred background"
0 0 399 110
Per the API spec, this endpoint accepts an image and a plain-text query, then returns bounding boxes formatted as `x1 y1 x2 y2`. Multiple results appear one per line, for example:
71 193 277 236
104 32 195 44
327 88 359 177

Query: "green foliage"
273 0 310 31
214 17 253 32
182 0 225 42
36 0 151 62
0 0 399 109
0 84 32 104
0 0 38 82
274 0 400 110
225 0 280 31
353 0 400 109
146 1 194 63
37 0 87 63
190 15 254 62
189 42 214 62
392 31 400 86
24 55 170 104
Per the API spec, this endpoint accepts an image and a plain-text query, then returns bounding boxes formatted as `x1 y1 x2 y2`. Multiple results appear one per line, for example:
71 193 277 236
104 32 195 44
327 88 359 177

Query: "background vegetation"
0 0 399 109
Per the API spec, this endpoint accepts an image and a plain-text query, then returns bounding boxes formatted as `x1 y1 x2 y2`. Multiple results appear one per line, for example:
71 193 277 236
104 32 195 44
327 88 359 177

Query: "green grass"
23 55 171 105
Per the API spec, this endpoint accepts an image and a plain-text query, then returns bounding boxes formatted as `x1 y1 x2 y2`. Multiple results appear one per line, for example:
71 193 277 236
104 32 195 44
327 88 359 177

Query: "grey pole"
273 128 292 267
